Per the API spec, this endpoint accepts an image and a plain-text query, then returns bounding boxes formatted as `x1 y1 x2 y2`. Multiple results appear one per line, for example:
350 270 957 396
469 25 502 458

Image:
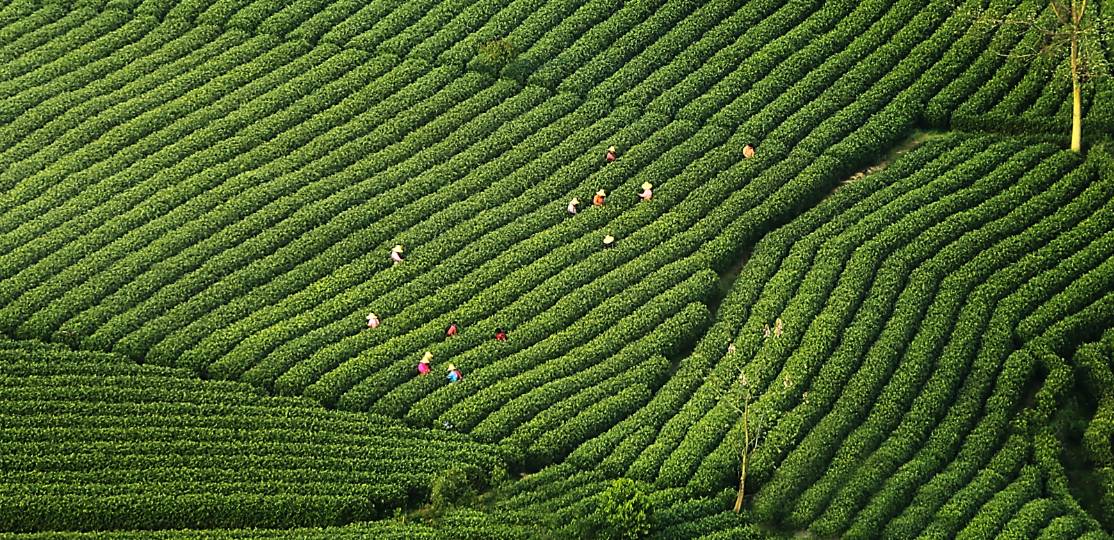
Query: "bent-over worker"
390 245 404 265
447 363 462 383
639 182 652 202
418 352 432 375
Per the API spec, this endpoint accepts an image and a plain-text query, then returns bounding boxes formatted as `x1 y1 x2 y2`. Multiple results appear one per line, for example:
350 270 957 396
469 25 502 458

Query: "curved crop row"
0 342 509 532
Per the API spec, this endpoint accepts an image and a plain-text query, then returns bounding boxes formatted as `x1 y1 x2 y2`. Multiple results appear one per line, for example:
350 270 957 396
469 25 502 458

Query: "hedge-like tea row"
0 32 303 247
1077 329 1114 470
924 0 1114 138
188 91 594 384
3 0 1112 534
0 45 385 335
621 0 984 490
0 510 538 539
615 133 1113 538
69 69 497 358
11 52 406 342
0 341 510 532
0 22 224 179
751 144 1084 524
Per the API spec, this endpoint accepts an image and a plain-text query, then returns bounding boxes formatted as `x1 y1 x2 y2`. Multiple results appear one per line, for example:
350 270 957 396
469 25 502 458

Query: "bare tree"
729 370 765 513
981 0 1110 152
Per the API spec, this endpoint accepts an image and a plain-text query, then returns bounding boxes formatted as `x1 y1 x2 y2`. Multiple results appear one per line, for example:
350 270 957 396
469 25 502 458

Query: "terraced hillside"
0 340 516 532
1 0 1112 536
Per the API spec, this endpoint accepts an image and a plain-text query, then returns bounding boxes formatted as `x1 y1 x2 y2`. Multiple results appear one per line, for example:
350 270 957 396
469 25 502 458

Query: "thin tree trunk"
734 400 749 513
734 451 747 512
1070 32 1083 152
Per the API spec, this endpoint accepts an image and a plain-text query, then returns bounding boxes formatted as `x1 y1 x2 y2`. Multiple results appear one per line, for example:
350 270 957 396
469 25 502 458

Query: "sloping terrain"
0 340 512 532
0 0 1112 536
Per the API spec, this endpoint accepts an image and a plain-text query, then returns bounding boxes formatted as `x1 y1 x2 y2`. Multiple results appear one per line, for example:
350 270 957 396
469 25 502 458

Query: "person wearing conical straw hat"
567 197 580 215
366 312 380 329
417 352 432 375
638 181 652 202
605 145 617 163
446 363 462 383
602 234 616 249
390 244 404 265
593 189 606 207
743 143 756 159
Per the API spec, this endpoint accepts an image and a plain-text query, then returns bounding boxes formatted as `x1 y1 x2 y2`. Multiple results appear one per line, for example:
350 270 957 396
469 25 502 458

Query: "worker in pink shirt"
639 182 652 202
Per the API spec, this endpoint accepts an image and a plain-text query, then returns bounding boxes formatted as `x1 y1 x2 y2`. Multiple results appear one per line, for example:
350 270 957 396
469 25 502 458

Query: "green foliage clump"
565 479 655 540
431 468 475 514
475 38 515 74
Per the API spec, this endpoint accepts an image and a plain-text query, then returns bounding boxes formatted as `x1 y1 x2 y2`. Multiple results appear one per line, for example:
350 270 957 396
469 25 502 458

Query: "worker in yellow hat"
390 245 404 265
593 189 606 207
417 352 432 375
446 363 462 383
743 143 756 159
603 234 616 249
638 181 652 202
605 145 617 163
567 197 580 215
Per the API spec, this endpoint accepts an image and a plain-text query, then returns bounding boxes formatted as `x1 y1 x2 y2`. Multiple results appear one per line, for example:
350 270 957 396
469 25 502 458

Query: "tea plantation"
1 0 1113 536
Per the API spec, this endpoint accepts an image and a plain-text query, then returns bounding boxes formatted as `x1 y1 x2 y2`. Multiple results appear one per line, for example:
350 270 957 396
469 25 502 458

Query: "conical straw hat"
392 245 404 253
641 182 652 190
